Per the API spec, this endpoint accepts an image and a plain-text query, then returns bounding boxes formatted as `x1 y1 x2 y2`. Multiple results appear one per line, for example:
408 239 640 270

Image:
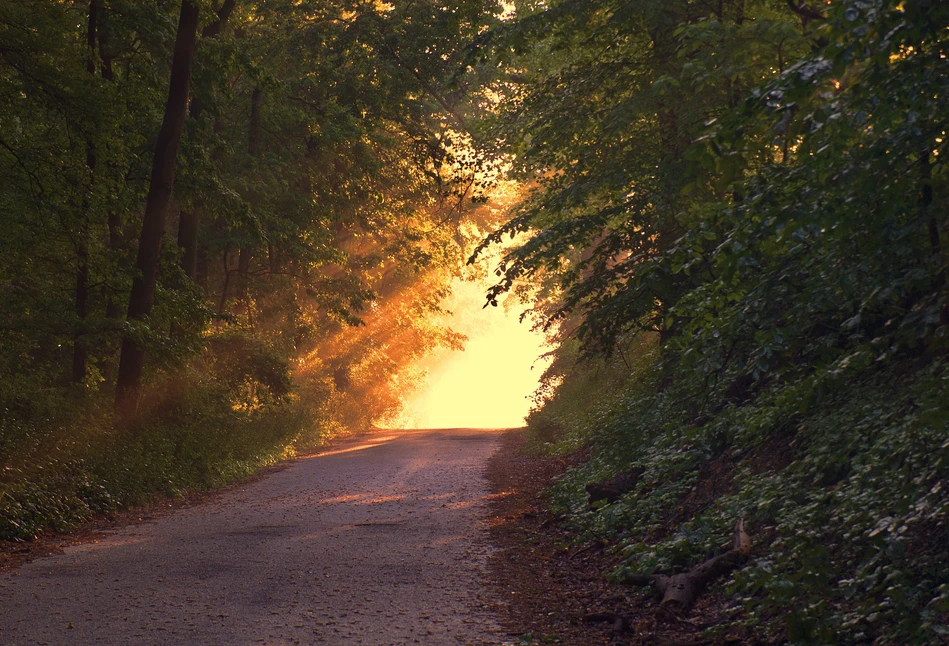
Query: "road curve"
0 428 507 645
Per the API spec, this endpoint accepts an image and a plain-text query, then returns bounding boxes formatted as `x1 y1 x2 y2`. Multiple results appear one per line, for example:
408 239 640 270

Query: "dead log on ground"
585 467 645 505
624 519 751 612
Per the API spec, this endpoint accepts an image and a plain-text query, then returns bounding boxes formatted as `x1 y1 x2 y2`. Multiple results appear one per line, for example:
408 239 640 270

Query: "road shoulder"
485 429 623 645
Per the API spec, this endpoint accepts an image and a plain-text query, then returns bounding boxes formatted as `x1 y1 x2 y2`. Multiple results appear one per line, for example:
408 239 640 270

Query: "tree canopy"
482 0 948 642
2 0 948 642
0 0 501 540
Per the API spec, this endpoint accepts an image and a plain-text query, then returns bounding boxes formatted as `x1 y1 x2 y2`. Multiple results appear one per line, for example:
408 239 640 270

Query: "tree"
115 1 201 414
471 0 806 354
667 0 949 392
0 0 502 425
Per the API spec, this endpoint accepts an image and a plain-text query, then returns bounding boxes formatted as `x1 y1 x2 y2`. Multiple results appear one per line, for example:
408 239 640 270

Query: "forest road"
0 428 509 645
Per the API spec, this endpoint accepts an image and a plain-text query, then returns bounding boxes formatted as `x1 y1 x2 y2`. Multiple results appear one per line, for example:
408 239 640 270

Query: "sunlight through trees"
394 278 551 429
2 1 948 640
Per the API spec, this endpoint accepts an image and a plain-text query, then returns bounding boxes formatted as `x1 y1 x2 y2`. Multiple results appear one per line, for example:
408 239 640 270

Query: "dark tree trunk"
73 0 99 383
85 1 98 77
236 247 252 321
218 249 232 313
115 1 200 415
72 244 90 383
202 0 237 39
196 244 209 291
235 86 263 318
268 242 279 276
922 149 939 257
237 248 251 296
177 208 199 279
97 2 122 320
105 211 123 319
175 0 236 285
98 34 114 80
249 86 263 157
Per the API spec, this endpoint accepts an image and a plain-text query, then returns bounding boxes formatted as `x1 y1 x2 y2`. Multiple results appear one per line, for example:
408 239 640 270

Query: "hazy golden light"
395 277 552 429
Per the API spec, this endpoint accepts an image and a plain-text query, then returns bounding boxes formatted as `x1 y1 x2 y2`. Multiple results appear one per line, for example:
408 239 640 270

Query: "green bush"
532 349 949 645
0 367 307 541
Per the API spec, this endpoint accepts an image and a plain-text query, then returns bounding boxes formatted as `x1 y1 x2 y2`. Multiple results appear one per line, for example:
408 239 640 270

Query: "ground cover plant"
529 349 949 644
481 0 949 642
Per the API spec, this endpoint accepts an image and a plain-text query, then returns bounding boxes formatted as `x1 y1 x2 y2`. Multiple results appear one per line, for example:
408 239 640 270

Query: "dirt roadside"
4 426 745 645
484 429 750 646
484 429 625 645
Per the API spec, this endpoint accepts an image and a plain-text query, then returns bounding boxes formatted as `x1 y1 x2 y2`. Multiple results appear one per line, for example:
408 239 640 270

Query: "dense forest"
2 0 947 643
0 0 501 538
503 0 949 643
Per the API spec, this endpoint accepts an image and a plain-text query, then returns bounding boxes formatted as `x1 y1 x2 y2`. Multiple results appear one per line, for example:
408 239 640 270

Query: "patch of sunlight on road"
302 435 397 459
395 277 552 430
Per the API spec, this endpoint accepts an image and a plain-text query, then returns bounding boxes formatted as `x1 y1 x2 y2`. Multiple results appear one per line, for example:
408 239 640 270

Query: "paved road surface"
0 428 507 645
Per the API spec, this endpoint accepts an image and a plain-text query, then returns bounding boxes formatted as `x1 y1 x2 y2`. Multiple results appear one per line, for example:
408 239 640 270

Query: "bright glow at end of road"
396 280 552 429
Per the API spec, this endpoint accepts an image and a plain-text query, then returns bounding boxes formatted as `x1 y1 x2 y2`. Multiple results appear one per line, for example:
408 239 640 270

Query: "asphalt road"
0 428 507 645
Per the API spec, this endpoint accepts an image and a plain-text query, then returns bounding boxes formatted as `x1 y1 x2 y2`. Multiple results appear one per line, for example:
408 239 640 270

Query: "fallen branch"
568 542 598 560
581 611 618 623
585 467 645 505
581 612 636 637
624 519 751 612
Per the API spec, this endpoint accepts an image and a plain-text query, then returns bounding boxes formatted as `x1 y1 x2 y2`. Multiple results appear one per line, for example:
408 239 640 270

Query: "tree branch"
202 0 237 38
785 0 825 22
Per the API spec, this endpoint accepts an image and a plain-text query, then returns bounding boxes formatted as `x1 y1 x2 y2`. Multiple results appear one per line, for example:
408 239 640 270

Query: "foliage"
5 2 947 642
530 350 949 644
470 0 809 351
498 0 949 643
0 0 502 539
0 369 304 541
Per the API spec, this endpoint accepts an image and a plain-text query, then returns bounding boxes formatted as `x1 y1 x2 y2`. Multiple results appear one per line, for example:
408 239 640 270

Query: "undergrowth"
0 330 348 542
0 372 325 541
528 347 949 645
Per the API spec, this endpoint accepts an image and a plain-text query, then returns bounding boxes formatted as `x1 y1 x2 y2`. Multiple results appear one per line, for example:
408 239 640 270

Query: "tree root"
585 467 645 505
624 519 751 612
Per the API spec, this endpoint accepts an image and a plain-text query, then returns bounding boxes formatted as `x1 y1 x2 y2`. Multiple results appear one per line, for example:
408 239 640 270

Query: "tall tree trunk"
235 86 263 319
98 2 122 320
115 1 200 415
249 86 263 157
72 243 90 383
176 0 237 281
196 243 209 291
177 208 199 279
268 242 279 276
218 249 232 313
105 210 123 319
236 247 252 320
171 202 196 340
73 0 100 383
202 0 237 39
921 150 946 317
922 149 938 257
